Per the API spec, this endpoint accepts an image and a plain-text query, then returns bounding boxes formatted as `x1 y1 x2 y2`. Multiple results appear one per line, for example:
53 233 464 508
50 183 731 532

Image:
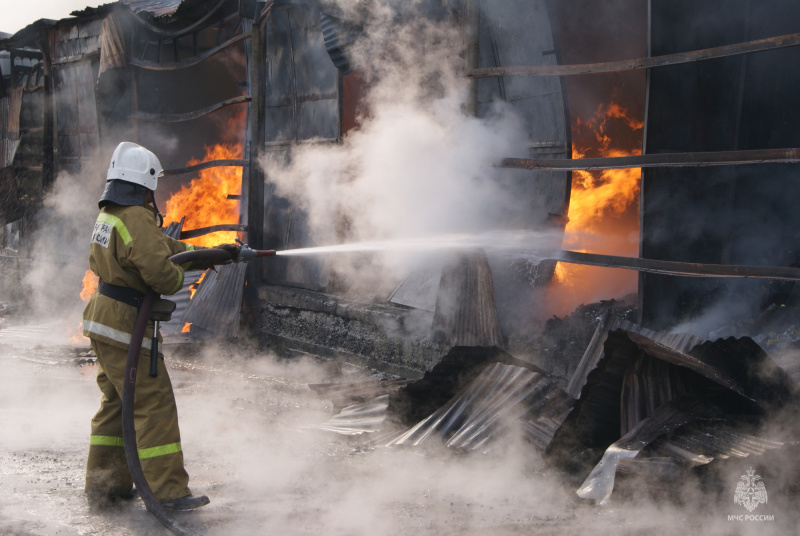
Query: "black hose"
169 248 235 266
122 288 200 536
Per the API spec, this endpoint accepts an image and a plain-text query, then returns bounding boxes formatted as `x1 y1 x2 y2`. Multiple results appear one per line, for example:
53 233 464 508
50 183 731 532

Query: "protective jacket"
82 203 198 351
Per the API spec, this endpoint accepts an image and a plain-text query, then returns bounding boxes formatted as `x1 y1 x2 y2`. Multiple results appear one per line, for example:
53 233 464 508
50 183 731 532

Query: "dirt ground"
0 321 797 536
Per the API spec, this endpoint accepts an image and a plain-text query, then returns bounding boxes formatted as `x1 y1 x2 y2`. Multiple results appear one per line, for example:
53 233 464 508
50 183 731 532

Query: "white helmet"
106 141 163 191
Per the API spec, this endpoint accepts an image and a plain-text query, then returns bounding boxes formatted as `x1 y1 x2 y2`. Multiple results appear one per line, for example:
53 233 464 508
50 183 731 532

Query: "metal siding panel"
288 6 337 99
265 10 296 107
476 0 570 231
296 99 338 140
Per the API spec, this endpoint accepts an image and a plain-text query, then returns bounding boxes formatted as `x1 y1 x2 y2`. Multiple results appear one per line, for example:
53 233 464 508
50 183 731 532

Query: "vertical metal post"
637 0 652 325
131 68 140 143
40 40 56 190
246 16 266 281
464 0 480 117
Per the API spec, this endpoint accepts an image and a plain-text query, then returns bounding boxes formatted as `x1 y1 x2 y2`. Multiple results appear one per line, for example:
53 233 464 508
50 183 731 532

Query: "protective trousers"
85 338 191 502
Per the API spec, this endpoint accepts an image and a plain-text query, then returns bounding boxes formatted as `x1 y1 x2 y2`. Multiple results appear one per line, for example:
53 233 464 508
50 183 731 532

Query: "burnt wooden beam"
132 95 251 122
468 32 800 78
161 159 247 176
501 148 800 171
179 224 247 240
541 250 800 281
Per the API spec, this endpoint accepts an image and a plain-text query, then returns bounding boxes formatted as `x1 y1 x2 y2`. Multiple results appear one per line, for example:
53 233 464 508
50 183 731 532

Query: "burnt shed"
2 0 573 378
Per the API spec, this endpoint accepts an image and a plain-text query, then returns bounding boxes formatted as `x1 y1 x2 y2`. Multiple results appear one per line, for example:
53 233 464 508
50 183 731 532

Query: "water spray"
169 231 800 281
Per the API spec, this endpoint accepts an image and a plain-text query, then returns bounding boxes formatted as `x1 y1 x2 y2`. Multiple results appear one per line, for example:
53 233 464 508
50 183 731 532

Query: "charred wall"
640 0 800 331
252 0 573 378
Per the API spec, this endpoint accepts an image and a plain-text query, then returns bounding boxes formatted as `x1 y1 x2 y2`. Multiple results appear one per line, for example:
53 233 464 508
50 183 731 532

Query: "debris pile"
310 310 800 506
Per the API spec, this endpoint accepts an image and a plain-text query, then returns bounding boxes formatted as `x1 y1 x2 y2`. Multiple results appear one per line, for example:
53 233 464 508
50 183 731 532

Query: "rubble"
310 310 800 507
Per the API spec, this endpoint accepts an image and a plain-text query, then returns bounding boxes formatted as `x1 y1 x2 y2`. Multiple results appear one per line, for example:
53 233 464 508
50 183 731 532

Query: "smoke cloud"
22 155 107 327
260 1 534 281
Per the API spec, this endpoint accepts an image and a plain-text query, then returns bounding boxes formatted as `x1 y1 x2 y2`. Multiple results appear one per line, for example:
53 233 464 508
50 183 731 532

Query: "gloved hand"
214 243 241 263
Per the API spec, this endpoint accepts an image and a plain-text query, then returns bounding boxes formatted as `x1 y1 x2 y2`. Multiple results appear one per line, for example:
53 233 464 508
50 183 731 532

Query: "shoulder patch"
91 220 113 248
92 213 133 247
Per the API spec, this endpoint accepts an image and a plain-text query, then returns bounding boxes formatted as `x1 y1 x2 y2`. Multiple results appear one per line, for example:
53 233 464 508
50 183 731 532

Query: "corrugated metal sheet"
567 312 705 397
577 400 786 505
319 11 357 74
307 395 391 436
431 250 504 348
158 269 203 336
550 319 797 505
0 87 22 168
308 379 408 411
385 361 572 452
551 327 796 462
180 262 247 338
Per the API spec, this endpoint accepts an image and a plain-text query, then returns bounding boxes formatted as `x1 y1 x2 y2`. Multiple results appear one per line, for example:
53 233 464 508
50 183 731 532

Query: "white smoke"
261 3 530 256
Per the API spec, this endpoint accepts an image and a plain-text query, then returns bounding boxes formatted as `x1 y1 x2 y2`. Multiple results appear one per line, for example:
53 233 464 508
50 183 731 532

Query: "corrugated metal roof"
121 0 183 17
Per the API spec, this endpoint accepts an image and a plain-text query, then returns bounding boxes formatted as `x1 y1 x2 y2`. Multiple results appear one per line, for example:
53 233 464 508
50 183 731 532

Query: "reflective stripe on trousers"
90 435 182 459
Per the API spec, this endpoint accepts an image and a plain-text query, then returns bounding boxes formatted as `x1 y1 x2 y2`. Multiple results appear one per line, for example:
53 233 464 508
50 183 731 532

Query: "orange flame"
80 269 99 301
163 143 243 247
181 322 192 333
69 322 88 344
188 271 206 299
545 100 643 316
74 270 99 343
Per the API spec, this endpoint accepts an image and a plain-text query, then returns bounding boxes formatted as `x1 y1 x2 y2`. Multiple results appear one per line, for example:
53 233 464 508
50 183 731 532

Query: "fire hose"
121 243 275 536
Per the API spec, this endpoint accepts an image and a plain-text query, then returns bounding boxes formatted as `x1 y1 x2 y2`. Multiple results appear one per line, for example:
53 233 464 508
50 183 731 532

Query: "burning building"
1 0 800 388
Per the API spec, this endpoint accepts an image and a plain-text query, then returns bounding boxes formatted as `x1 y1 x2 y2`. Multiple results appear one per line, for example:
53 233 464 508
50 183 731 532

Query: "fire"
181 322 192 333
545 100 643 316
73 269 99 344
163 143 243 247
188 271 206 299
80 269 99 301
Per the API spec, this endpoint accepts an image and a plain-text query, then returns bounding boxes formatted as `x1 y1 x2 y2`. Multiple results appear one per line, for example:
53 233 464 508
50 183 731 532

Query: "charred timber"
132 95 251 122
468 32 800 78
179 224 247 239
501 148 800 171
162 159 247 176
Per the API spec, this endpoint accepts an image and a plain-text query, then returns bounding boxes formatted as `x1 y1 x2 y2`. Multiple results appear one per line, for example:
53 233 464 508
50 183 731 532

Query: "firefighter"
82 141 237 510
